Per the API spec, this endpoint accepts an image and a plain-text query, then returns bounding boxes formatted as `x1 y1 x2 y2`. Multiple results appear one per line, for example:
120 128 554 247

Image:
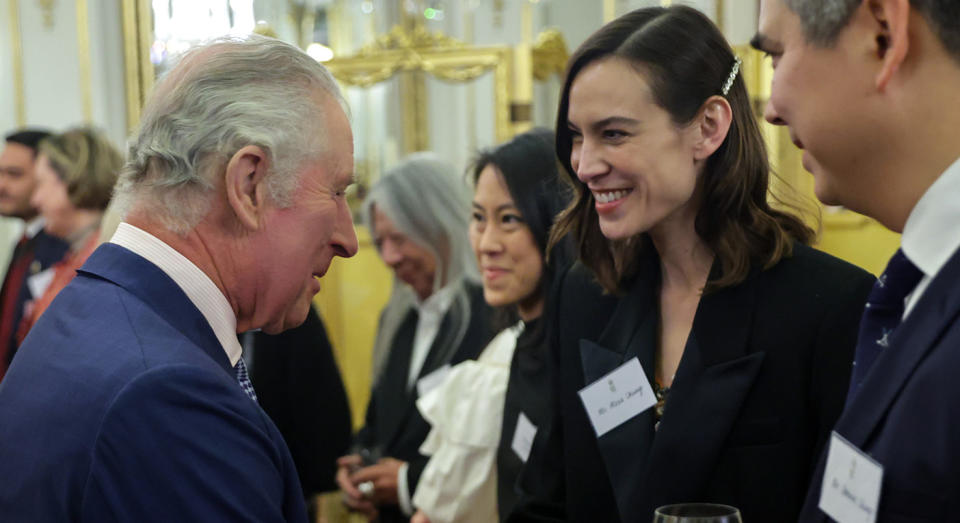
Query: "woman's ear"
223 145 270 231
692 95 733 161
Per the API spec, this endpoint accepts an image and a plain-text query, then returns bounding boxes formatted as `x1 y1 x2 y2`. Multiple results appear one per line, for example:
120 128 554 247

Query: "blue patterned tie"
847 249 923 401
235 358 258 401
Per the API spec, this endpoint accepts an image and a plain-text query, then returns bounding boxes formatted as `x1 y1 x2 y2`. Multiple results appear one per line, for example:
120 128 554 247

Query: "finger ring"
358 481 374 497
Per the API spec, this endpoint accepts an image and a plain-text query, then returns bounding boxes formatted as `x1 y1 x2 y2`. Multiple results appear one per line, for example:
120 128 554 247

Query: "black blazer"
356 279 494 514
246 305 352 497
801 244 960 522
0 229 68 368
512 244 874 523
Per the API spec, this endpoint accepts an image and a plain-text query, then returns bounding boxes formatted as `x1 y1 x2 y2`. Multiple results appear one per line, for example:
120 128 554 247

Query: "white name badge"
416 364 451 398
511 411 537 463
818 431 883 523
578 357 656 438
27 268 55 299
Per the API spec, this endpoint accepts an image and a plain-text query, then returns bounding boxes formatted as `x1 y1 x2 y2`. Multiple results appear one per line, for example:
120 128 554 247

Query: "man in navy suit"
0 36 358 522
754 1 960 520
0 129 68 381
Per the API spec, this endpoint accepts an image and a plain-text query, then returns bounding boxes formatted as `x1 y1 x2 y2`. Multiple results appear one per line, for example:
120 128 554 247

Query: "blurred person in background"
0 129 68 381
336 153 494 522
16 127 122 341
410 128 571 523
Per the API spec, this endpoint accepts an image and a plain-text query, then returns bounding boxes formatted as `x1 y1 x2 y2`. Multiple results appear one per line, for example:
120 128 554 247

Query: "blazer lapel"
582 253 660 521
837 246 960 448
78 243 231 375
633 263 765 520
383 290 462 451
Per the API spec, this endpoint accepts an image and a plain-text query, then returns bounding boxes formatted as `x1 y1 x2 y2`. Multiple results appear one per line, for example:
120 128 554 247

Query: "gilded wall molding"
121 0 154 133
9 0 26 126
36 0 54 28
325 24 513 145
531 29 568 81
77 0 92 122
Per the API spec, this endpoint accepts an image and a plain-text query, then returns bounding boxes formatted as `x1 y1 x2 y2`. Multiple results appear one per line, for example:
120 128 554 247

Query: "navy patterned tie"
847 249 923 401
235 358 258 401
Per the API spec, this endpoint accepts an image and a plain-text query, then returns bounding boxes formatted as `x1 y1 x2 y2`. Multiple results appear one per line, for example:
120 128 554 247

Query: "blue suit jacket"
800 245 960 522
0 243 307 522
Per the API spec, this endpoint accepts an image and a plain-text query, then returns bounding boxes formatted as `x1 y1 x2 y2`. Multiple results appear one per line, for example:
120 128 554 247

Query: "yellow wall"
313 225 393 430
740 45 900 276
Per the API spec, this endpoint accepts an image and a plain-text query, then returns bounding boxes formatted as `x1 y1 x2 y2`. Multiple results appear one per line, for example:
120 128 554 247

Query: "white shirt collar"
413 281 458 316
901 155 960 279
24 217 45 239
109 222 243 366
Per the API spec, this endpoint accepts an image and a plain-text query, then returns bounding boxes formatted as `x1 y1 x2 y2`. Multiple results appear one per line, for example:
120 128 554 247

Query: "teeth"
595 190 629 204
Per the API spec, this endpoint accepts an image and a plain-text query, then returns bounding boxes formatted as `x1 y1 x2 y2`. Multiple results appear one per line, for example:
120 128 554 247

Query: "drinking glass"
653 503 743 523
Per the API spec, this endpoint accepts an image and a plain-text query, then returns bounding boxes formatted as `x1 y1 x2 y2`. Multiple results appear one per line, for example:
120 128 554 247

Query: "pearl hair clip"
721 57 742 96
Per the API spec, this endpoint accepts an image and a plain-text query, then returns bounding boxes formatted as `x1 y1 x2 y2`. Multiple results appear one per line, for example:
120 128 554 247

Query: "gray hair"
114 35 348 234
784 0 960 62
362 152 479 383
362 152 478 290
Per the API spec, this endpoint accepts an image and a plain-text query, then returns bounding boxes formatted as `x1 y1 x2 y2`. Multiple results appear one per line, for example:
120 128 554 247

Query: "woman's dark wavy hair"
548 5 814 293
472 128 572 328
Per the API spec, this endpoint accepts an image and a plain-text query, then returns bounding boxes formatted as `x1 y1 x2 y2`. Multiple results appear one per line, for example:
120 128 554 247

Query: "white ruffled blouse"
412 322 524 523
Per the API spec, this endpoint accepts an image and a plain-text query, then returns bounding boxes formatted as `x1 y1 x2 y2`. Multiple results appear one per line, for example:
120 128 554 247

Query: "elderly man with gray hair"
0 36 357 521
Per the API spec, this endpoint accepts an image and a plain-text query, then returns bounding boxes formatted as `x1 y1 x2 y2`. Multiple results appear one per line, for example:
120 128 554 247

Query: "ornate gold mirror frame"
325 19 513 154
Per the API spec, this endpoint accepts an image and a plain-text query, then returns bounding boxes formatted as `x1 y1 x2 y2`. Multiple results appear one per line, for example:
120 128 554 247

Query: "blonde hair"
39 127 122 211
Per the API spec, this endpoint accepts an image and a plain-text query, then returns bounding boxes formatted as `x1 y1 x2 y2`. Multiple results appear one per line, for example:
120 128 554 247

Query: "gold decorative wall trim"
326 24 513 144
9 0 26 126
716 0 725 33
121 0 154 133
77 0 93 122
603 0 615 23
532 29 568 81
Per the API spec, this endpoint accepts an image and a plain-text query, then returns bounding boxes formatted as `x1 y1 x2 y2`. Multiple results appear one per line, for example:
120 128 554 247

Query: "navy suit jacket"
0 243 307 522
800 245 960 522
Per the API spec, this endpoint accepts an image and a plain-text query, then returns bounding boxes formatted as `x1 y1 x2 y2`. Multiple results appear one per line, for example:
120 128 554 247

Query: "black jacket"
511 244 874 522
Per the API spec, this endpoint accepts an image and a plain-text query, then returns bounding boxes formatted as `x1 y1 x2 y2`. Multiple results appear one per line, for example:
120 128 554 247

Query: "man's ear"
692 95 733 161
869 0 910 91
224 145 269 230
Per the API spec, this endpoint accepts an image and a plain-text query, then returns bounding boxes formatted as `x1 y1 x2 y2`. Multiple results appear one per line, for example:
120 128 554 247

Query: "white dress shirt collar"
406 280 459 389
24 217 45 239
110 222 243 366
412 280 458 316
901 155 960 315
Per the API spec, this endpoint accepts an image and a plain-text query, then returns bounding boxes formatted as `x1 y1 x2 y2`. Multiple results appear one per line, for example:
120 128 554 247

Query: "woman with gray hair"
336 153 494 522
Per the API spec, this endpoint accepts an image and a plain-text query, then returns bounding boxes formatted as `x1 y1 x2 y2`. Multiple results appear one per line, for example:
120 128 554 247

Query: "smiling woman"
411 128 572 523
512 6 878 523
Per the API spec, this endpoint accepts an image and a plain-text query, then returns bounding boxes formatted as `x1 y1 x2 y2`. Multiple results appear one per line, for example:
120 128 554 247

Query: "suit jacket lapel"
382 289 463 451
78 243 231 375
637 270 765 517
580 252 659 521
585 257 766 522
837 246 960 448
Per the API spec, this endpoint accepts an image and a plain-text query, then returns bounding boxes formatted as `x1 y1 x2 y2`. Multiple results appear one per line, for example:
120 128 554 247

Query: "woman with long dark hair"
411 129 570 523
512 6 875 522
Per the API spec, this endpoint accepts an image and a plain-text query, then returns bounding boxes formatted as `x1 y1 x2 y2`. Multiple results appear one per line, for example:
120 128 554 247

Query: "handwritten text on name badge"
578 357 656 438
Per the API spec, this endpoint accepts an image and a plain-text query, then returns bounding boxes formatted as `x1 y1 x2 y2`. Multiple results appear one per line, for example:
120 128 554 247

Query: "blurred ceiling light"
307 43 335 62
